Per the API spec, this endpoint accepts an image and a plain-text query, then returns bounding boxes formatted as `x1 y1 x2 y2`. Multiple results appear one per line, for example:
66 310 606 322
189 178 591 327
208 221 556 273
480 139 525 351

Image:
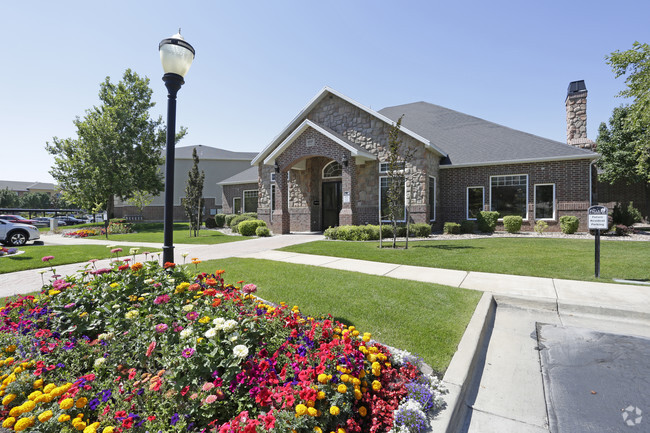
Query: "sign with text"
588 205 608 230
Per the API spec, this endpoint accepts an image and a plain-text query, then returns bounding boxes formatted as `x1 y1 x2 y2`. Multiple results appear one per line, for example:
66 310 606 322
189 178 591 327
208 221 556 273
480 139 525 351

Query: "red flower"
122 417 134 429
164 262 175 269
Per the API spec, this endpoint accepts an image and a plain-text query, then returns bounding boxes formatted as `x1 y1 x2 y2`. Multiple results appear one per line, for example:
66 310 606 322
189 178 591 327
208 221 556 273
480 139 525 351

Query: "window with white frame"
323 161 342 179
490 174 528 219
380 176 405 221
534 184 555 220
243 190 258 213
466 186 484 220
233 197 242 214
429 176 436 221
379 161 405 173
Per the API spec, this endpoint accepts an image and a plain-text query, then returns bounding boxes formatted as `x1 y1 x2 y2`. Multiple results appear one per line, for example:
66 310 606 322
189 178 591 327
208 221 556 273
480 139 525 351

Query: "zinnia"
233 345 248 359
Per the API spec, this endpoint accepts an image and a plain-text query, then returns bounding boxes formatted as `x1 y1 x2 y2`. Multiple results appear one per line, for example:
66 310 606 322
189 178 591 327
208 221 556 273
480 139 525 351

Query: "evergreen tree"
183 148 205 236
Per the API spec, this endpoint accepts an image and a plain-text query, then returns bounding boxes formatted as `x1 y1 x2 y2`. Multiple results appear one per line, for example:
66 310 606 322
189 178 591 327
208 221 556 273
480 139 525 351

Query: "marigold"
329 406 340 416
1 417 15 428
337 384 347 393
358 406 367 417
28 390 42 400
2 393 16 405
58 414 71 422
372 380 381 391
60 398 74 410
102 427 115 433
295 404 307 416
21 400 35 412
38 410 53 422
14 417 34 431
307 407 318 417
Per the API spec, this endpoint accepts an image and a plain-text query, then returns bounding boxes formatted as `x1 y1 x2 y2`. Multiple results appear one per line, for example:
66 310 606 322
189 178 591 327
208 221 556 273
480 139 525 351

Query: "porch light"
274 161 280 173
342 154 349 168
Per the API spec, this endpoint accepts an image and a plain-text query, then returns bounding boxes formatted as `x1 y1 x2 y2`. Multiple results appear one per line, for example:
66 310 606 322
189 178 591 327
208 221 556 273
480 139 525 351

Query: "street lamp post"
159 30 195 266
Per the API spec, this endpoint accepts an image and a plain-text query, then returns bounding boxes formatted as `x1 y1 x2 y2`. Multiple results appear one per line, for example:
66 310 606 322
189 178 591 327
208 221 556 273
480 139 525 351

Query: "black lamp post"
159 30 195 266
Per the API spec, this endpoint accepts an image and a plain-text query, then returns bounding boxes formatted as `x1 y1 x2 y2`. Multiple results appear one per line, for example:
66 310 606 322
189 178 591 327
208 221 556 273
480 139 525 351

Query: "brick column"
339 152 356 226
272 171 290 234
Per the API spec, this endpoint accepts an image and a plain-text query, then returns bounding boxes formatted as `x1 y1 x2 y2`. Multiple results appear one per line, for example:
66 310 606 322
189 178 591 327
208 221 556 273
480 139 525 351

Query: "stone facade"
566 86 596 151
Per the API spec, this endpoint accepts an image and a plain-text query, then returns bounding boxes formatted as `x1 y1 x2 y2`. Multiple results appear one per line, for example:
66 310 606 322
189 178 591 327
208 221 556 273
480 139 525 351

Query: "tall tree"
18 192 51 209
605 42 650 182
126 191 154 219
183 148 204 237
46 69 186 216
0 188 19 208
596 106 645 184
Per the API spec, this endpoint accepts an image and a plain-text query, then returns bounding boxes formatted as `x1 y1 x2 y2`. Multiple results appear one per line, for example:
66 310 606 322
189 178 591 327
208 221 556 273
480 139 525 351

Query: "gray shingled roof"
0 180 57 191
218 166 259 185
175 145 257 161
379 102 597 166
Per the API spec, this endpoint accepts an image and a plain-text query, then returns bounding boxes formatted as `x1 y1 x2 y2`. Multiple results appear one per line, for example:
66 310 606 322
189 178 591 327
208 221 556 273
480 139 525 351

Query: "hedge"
503 215 522 233
237 219 267 236
559 215 579 234
443 222 461 234
477 211 499 233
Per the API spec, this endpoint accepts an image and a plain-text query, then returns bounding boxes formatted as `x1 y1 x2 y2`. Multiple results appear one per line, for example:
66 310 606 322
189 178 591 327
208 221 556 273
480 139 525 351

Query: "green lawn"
79 223 252 244
0 244 160 274
196 258 482 373
278 237 650 283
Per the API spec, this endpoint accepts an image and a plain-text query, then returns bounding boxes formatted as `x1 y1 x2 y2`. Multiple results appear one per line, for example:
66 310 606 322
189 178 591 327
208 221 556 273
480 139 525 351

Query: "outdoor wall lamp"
159 30 195 266
342 154 349 168
274 161 280 173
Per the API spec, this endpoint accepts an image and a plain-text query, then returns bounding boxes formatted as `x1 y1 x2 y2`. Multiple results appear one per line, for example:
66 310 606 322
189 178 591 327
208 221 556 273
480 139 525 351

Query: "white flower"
98 332 114 341
180 328 193 339
212 317 226 329
182 304 194 312
125 310 139 320
144 279 155 284
230 335 239 342
233 345 249 359
181 252 189 258
223 319 237 332
129 248 140 255
205 328 218 339
94 357 106 368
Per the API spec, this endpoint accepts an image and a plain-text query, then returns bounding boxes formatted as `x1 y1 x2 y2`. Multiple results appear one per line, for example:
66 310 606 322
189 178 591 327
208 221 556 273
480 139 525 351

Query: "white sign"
588 205 608 230
343 191 350 204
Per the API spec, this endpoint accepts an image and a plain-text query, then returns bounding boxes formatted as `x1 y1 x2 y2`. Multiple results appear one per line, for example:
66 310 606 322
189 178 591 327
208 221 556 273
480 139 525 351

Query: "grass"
278 237 650 283
195 258 482 373
0 244 161 274
77 222 252 244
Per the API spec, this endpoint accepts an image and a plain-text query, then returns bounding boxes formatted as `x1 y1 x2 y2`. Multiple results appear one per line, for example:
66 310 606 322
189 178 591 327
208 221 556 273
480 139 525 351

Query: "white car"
0 219 41 246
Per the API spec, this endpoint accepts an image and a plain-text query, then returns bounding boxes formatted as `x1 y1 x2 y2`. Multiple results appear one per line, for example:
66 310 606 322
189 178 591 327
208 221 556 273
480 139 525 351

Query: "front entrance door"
322 181 342 230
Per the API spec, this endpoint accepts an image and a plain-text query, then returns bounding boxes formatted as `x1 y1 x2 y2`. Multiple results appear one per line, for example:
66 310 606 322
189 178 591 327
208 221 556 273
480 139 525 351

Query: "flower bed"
0 261 445 432
63 228 105 238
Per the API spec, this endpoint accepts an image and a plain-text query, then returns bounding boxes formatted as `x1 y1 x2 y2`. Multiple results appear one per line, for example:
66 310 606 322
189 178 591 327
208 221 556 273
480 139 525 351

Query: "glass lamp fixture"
159 30 195 78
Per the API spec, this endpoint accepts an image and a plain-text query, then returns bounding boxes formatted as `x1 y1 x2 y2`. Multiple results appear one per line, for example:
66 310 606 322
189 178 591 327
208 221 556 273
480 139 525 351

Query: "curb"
430 292 496 433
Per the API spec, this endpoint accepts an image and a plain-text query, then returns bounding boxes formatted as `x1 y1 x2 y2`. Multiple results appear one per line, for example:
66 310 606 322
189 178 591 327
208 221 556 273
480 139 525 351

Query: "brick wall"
221 184 258 215
438 159 593 231
596 179 649 220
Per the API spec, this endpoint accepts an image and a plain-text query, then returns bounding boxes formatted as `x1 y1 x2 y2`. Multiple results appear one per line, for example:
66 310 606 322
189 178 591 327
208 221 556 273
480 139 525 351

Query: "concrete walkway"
1 233 649 432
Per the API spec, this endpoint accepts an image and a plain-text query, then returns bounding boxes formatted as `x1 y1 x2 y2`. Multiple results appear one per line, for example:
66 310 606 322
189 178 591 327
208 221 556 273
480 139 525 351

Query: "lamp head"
159 29 195 78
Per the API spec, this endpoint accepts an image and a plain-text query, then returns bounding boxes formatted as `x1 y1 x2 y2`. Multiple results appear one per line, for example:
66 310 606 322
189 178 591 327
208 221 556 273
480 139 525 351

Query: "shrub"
460 220 475 234
237 219 266 236
612 202 642 227
214 213 226 228
534 220 548 235
559 215 580 234
204 217 217 229
225 214 237 226
229 214 256 230
477 211 499 233
255 226 271 237
614 224 631 236
503 215 522 233
409 223 432 238
443 222 461 234
107 219 133 234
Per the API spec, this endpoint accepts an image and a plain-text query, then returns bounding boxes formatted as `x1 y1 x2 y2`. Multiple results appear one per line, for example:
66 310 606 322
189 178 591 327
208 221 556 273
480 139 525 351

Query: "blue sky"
4 0 649 183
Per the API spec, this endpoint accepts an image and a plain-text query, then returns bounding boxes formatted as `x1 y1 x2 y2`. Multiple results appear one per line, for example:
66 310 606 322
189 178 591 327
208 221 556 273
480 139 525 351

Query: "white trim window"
243 190 258 213
379 176 405 222
323 161 343 179
466 186 484 220
233 197 242 214
379 161 405 173
490 174 529 219
534 184 555 220
429 176 436 221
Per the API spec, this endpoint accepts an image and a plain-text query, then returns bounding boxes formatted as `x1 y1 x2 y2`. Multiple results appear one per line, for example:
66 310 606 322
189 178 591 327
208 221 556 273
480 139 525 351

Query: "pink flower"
182 347 195 358
110 248 122 254
205 394 217 404
41 256 54 262
242 284 257 294
186 311 199 321
146 341 156 357
155 323 168 333
154 294 170 305
202 382 215 392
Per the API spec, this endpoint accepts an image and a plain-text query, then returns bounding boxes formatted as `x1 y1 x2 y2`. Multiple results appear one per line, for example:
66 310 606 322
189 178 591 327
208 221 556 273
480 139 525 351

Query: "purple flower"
170 413 179 426
155 323 168 333
186 311 199 321
181 347 195 358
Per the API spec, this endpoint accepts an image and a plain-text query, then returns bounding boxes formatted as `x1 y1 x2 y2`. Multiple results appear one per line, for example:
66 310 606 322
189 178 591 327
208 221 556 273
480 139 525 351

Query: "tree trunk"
106 196 115 220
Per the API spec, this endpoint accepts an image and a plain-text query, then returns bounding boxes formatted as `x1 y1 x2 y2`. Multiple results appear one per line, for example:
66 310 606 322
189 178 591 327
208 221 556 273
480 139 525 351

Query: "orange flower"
211 298 222 307
205 278 218 287
203 289 217 296
215 270 225 276
130 263 143 271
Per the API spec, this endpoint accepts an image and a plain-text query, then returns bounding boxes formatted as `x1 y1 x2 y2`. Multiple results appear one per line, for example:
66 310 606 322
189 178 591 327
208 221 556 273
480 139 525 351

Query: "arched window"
322 161 343 179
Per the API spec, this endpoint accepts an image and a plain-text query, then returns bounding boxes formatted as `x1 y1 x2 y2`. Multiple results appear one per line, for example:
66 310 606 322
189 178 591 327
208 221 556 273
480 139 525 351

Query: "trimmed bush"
460 220 475 234
503 215 522 233
255 226 271 237
214 213 226 228
612 202 642 227
559 215 580 234
534 220 548 235
237 219 267 236
408 223 432 238
477 211 499 233
443 222 461 234
225 214 238 226
229 214 256 229
204 217 217 229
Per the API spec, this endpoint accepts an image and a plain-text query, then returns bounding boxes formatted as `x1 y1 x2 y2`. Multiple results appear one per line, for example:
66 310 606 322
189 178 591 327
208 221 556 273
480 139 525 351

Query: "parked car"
57 215 84 225
0 219 40 246
32 217 52 227
0 214 37 225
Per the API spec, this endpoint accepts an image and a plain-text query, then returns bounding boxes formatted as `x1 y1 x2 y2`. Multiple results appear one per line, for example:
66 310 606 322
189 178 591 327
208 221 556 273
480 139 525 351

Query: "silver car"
0 219 41 246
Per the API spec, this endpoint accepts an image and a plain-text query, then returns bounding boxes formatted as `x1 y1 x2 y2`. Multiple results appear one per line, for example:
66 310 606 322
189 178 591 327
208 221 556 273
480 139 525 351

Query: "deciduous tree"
46 69 186 216
0 188 18 208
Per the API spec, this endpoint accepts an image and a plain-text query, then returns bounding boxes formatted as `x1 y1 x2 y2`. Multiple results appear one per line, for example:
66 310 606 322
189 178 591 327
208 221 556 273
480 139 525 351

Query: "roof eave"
438 153 599 169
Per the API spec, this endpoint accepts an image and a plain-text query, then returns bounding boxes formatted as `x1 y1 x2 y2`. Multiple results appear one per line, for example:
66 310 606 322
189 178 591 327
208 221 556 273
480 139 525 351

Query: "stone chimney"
565 80 595 150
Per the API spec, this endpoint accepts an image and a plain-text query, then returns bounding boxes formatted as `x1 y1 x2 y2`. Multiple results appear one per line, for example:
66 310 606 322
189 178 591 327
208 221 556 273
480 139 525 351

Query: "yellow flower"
38 410 54 422
329 406 340 416
337 428 346 433
295 404 307 416
43 383 56 393
316 391 325 400
2 393 16 405
28 390 43 400
317 374 329 384
110 283 119 288
58 414 71 422
314 428 323 433
372 362 381 376
84 426 97 433
340 374 349 383
48 290 61 296
2 417 15 428
337 384 347 394
372 380 381 391
9 407 21 417
358 406 367 417
33 379 44 389
14 417 34 431
307 407 318 416
198 316 210 324
354 389 362 400
21 400 36 413
76 397 88 408
102 427 115 433
75 421 87 431
60 398 74 410
5 345 16 353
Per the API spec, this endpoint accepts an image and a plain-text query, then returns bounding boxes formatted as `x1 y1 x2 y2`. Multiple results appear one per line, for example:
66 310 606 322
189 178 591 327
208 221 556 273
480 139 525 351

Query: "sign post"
588 205 608 278
103 211 109 240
